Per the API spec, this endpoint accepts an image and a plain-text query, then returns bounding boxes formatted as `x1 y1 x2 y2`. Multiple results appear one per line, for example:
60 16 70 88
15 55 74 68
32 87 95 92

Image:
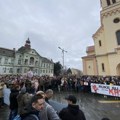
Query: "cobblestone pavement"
0 91 120 120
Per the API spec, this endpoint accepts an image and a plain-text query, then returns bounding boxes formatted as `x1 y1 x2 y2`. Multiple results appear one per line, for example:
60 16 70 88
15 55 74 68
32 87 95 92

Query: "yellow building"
82 0 120 76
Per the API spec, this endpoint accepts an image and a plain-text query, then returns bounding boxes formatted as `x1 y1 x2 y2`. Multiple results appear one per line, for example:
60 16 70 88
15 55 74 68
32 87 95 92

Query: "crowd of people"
0 74 120 93
0 74 117 120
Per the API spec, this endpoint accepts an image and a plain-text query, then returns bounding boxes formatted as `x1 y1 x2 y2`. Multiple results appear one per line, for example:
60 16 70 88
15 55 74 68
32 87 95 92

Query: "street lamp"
58 46 67 70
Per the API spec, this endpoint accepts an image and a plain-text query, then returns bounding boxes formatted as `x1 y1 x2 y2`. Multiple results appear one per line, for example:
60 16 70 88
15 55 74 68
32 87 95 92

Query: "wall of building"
108 53 120 75
94 29 107 55
83 0 120 76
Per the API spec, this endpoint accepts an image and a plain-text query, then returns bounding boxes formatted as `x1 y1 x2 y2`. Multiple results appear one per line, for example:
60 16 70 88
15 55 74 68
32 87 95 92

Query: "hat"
65 95 77 104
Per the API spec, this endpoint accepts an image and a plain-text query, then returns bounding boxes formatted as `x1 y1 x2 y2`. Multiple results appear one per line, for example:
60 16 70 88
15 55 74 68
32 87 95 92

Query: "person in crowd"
17 86 27 115
36 90 60 120
9 84 20 120
44 89 53 104
0 82 4 108
17 85 33 116
21 94 44 120
59 95 86 120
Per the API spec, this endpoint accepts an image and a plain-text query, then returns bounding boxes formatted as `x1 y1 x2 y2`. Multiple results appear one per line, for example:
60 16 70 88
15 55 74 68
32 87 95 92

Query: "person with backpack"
19 94 44 120
9 84 19 120
17 88 33 116
36 90 60 120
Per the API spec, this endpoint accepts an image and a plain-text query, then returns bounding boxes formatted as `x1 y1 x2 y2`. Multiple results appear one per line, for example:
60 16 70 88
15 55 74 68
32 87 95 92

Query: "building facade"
0 39 54 76
82 0 120 76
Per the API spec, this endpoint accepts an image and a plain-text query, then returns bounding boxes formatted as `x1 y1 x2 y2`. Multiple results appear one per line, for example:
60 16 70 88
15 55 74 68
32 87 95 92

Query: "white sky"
0 0 101 71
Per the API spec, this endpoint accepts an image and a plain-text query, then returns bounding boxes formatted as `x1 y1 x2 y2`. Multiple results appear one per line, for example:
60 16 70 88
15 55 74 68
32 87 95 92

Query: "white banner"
3 88 10 105
91 83 120 97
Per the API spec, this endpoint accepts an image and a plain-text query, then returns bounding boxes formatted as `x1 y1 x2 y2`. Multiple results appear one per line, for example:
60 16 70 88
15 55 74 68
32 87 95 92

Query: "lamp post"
58 47 67 70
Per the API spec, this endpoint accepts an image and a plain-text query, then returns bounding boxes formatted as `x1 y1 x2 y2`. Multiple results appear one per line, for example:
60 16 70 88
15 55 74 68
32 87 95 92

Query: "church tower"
92 0 120 75
99 0 120 51
25 38 31 49
82 0 120 76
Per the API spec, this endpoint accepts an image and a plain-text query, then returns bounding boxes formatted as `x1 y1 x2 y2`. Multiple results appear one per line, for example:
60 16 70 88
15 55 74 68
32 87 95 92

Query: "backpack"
13 115 21 120
27 114 39 120
13 114 39 120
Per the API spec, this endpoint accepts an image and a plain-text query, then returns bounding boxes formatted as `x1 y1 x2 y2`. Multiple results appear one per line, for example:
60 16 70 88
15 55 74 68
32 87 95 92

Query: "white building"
0 39 54 76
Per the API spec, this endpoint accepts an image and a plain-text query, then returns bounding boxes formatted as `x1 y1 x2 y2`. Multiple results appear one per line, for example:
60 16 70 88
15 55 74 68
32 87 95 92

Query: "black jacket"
59 104 86 120
9 89 19 110
20 102 40 120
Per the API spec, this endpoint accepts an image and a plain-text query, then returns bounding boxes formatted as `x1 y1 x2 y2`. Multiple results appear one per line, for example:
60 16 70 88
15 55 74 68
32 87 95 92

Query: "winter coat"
39 102 60 120
59 104 86 120
0 82 4 98
9 89 19 110
0 87 3 98
21 108 40 120
17 92 33 115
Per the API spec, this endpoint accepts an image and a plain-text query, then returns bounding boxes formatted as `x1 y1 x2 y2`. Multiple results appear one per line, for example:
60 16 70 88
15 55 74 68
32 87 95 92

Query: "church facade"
82 0 120 76
0 39 54 76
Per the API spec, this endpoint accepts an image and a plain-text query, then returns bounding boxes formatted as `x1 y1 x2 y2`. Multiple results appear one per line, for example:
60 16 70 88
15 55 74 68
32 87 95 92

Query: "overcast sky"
0 0 101 71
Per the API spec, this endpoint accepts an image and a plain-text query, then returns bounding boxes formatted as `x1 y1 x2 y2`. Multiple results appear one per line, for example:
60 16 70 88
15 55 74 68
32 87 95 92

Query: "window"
24 59 28 65
34 69 37 73
43 70 45 73
24 68 27 73
51 69 53 73
106 0 111 6
0 58 1 64
35 61 38 66
113 18 120 23
17 68 21 73
4 58 8 64
30 57 34 65
9 68 13 73
11 58 14 64
112 0 116 3
99 40 102 47
48 64 49 68
18 59 22 65
3 68 6 73
43 63 45 67
116 30 120 45
102 63 105 72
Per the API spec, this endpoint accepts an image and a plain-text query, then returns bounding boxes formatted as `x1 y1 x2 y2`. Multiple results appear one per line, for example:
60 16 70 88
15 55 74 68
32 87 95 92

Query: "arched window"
112 0 116 4
30 57 34 65
106 0 111 6
116 30 120 45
